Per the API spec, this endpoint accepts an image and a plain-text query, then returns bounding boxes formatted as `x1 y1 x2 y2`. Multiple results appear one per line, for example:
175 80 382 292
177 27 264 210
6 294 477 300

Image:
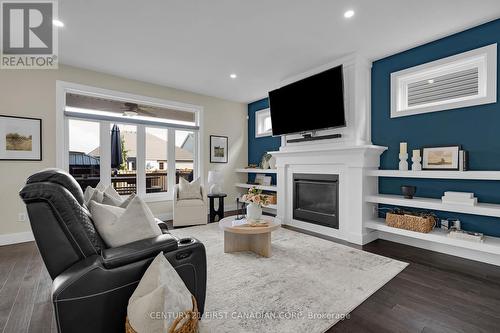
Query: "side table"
207 193 227 222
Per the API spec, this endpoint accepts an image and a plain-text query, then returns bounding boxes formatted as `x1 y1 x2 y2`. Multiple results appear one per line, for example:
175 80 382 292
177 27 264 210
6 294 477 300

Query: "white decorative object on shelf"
399 153 408 171
399 142 408 171
269 155 277 169
411 150 421 171
444 191 474 199
207 171 224 194
442 191 478 206
448 230 484 243
400 142 407 154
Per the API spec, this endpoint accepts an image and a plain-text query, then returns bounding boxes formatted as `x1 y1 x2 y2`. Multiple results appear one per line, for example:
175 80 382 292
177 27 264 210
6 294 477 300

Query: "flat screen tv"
268 65 345 136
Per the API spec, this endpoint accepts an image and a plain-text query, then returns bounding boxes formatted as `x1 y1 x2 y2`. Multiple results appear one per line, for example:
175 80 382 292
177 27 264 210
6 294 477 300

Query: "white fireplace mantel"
270 145 387 245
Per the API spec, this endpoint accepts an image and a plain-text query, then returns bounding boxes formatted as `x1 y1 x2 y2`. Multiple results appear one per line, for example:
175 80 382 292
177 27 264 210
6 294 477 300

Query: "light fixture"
230 73 237 79
428 79 435 84
53 19 64 27
344 10 355 18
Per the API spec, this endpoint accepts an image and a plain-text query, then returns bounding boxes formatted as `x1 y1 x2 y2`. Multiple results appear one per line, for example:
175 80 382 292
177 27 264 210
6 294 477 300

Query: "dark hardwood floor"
1 218 499 333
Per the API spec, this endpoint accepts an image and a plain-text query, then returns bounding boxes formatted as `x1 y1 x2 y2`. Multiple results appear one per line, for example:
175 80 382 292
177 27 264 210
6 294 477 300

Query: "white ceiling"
59 0 500 103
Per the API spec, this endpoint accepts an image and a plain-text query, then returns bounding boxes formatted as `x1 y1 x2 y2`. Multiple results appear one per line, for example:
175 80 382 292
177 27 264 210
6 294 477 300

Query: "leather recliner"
19 169 207 333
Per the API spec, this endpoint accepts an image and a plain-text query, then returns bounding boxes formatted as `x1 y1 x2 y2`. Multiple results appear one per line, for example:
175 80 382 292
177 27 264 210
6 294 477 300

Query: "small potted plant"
242 187 270 221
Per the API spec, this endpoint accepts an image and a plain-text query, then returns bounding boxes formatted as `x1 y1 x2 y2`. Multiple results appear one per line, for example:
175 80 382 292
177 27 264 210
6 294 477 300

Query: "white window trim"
255 108 273 138
56 80 204 202
390 43 497 118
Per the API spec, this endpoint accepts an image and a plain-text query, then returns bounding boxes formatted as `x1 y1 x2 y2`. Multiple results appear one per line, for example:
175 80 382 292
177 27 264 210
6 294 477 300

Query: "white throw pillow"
102 192 123 206
178 177 202 200
128 253 193 333
89 195 161 247
104 184 122 201
84 186 103 206
85 184 126 206
102 190 136 207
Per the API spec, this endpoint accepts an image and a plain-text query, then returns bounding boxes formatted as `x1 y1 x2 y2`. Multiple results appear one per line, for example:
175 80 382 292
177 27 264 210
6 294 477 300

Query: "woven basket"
125 295 199 333
264 194 277 205
386 212 435 233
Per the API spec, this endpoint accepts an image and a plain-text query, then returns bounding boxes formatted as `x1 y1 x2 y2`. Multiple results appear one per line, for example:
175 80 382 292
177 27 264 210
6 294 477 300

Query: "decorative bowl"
401 185 417 199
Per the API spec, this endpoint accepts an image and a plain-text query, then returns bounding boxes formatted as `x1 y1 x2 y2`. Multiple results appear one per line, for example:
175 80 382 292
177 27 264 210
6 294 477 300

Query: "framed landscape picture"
422 145 460 170
210 135 228 163
0 115 42 161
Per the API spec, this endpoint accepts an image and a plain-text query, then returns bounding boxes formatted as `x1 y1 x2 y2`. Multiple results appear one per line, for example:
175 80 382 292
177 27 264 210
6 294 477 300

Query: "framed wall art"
0 115 42 161
210 135 228 163
422 145 460 170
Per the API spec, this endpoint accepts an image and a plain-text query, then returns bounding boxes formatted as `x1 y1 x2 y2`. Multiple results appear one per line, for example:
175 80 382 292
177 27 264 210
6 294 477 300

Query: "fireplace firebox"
293 173 339 229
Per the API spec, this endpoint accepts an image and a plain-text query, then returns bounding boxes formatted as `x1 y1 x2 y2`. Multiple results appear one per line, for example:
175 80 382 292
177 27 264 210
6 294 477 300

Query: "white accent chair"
173 184 208 227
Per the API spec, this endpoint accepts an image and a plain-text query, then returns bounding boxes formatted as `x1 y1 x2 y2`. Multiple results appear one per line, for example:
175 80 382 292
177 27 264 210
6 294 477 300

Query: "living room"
1 1 500 333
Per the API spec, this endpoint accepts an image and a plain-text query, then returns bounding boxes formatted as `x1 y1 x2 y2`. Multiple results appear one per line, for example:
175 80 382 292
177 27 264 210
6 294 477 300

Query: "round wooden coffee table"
219 215 281 257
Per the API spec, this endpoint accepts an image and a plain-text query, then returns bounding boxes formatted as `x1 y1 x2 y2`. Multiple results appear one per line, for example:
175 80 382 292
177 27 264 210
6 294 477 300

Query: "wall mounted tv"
268 65 346 136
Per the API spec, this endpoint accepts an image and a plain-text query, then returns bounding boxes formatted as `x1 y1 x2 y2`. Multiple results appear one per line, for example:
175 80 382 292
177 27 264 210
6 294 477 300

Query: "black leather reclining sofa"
19 168 207 333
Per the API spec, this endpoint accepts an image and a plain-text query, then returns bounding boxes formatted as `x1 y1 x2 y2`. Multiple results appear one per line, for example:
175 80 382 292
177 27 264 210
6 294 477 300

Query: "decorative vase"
399 153 408 171
246 202 262 221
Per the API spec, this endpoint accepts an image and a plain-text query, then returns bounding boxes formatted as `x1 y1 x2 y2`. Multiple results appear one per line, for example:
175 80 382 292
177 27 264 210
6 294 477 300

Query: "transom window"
391 43 497 118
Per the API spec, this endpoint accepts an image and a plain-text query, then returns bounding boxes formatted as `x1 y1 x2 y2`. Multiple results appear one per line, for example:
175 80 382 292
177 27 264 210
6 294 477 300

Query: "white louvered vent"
391 44 497 118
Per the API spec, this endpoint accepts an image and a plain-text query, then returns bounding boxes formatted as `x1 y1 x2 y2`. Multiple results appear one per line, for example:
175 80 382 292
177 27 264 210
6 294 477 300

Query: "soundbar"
287 133 342 143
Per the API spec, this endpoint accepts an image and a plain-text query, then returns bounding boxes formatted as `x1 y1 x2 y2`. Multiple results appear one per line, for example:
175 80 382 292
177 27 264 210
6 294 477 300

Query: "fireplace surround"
270 145 386 245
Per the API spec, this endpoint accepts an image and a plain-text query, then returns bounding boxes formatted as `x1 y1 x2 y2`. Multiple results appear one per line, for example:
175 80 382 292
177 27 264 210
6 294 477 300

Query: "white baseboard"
0 231 35 246
378 231 500 267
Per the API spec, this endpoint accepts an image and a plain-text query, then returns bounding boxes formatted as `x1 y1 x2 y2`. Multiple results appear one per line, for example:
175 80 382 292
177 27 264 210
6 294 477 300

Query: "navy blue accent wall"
247 98 281 183
372 19 500 237
248 98 281 164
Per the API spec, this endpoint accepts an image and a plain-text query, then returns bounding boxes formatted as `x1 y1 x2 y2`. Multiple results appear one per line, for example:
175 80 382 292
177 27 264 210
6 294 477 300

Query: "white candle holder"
399 153 408 171
412 156 422 171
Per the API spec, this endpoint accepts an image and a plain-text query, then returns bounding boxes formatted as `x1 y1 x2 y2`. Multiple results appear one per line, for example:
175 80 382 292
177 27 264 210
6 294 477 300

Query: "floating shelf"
236 168 277 174
365 218 500 255
239 198 277 210
235 183 277 192
365 194 500 218
366 169 500 180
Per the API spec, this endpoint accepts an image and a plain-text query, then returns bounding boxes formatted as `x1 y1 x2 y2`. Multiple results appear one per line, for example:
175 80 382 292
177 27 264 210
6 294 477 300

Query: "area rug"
171 223 408 333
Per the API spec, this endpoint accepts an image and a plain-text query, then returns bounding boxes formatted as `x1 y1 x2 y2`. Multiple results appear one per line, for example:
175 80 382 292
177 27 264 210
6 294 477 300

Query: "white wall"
0 65 247 241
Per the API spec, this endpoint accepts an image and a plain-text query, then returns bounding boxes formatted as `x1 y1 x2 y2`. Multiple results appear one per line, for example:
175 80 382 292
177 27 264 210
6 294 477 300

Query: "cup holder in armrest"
178 237 196 246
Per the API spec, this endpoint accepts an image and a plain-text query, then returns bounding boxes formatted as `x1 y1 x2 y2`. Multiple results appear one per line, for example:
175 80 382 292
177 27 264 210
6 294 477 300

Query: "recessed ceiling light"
53 19 64 27
428 79 435 84
344 10 355 18
230 73 237 79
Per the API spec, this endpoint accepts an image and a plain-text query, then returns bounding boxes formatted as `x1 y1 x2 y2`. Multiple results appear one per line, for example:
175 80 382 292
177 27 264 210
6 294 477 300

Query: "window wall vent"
391 43 497 118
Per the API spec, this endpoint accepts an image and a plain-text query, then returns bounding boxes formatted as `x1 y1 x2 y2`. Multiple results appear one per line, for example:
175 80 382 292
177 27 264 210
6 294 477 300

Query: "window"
255 108 273 137
145 127 168 194
111 124 137 195
175 130 195 183
68 119 100 188
61 84 202 201
391 43 497 118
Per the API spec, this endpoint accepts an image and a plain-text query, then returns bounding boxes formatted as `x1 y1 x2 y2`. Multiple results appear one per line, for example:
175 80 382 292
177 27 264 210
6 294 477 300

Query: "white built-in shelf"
236 168 277 174
366 169 500 180
235 183 277 192
365 194 500 218
365 218 500 255
239 198 277 210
